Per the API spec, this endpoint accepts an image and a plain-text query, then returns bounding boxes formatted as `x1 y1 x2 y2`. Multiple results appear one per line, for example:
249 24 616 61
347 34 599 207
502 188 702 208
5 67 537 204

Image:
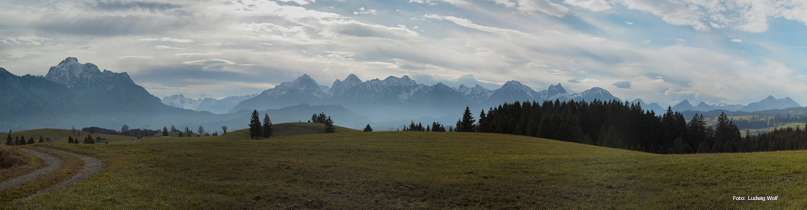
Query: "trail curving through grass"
0 149 62 190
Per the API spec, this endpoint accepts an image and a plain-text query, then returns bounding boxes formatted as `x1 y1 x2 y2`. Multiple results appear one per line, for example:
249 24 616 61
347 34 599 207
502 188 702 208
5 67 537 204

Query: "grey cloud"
327 21 417 39
613 81 631 89
567 79 580 83
36 15 191 36
88 1 181 12
132 65 298 87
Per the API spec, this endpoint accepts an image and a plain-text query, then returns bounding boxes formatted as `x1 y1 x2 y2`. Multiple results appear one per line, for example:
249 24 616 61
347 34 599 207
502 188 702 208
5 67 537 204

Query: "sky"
1 0 806 107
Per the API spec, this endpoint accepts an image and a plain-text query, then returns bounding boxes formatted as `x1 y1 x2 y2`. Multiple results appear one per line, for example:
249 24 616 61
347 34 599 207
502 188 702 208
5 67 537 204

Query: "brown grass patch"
0 147 83 203
0 146 44 183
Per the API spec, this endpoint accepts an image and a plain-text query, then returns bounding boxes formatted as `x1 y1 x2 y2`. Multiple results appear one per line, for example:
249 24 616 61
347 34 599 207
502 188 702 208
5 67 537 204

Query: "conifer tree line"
402 121 447 132
462 99 807 154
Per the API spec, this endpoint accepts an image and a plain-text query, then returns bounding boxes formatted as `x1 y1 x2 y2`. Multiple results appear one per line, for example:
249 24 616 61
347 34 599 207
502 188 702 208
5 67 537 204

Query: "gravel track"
0 148 103 201
0 148 62 190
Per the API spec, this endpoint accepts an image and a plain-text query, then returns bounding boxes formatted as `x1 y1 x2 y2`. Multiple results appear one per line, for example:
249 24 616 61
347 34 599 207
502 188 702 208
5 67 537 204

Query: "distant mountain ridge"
162 93 257 114
228 74 624 122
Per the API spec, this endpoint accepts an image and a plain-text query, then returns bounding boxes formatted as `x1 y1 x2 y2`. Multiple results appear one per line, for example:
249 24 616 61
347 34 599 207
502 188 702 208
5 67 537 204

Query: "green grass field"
2 124 806 209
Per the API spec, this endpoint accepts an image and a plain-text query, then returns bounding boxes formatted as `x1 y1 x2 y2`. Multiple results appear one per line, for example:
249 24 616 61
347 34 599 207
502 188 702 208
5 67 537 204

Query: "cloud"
86 1 181 12
155 45 182 50
37 16 192 36
140 37 193 43
564 0 611 11
354 7 377 15
625 21 633 25
174 52 223 57
731 38 742 43
118 55 154 59
182 59 236 65
275 0 315 5
613 81 631 89
568 79 580 83
515 0 569 17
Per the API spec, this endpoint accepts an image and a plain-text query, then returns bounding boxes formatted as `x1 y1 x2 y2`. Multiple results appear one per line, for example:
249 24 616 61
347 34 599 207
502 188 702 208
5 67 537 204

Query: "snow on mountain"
455 84 493 104
739 95 802 112
231 74 326 112
536 83 571 101
567 87 620 103
162 93 258 114
45 57 133 89
712 103 744 111
328 73 363 98
162 94 203 110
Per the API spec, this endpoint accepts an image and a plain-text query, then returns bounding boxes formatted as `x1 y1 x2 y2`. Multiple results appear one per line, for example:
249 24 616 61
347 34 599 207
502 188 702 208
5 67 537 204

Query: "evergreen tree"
449 126 453 132
249 110 262 139
19 135 24 145
458 106 476 132
178 132 184 137
427 125 430 132
163 126 169 136
598 125 620 148
696 141 710 153
5 134 11 145
364 124 373 132
325 116 335 133
198 126 205 136
672 137 693 154
28 137 34 144
262 114 273 139
478 110 487 132
39 136 44 143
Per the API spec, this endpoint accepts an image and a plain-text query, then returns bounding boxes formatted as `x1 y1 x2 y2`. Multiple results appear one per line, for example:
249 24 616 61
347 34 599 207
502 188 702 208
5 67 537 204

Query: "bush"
0 146 30 169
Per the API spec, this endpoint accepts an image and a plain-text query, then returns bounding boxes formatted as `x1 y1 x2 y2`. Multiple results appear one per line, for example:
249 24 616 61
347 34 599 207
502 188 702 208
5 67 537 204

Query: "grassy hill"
3 131 806 209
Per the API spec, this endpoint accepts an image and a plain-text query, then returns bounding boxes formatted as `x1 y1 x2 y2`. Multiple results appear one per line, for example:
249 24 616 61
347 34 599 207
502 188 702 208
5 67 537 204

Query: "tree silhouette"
249 110 262 139
163 126 169 136
325 116 335 133
364 124 373 132
221 126 228 134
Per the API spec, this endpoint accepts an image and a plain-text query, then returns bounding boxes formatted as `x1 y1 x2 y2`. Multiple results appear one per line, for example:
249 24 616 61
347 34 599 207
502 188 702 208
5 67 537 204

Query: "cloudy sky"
2 0 806 107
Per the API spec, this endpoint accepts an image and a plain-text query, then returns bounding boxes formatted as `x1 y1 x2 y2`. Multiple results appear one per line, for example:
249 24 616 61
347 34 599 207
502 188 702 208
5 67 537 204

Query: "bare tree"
198 125 205 136
221 126 228 134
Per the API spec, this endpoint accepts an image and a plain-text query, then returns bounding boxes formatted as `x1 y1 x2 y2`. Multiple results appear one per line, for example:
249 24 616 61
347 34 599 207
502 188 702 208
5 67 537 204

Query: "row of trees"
401 121 448 132
455 99 801 154
249 110 274 139
5 134 36 145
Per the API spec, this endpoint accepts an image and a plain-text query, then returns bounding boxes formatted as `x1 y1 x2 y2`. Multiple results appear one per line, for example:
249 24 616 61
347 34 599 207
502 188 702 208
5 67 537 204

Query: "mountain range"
161 93 257 114
227 74 624 122
1 57 804 132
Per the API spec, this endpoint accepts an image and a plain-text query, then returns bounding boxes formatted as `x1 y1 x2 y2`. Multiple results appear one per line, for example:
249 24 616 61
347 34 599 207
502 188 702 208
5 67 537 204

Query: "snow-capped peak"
262 73 326 99
45 57 132 89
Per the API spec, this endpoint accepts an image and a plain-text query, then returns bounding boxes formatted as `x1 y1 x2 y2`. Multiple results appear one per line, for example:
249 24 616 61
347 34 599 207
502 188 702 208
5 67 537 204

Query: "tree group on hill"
457 99 803 154
249 110 275 139
311 113 328 124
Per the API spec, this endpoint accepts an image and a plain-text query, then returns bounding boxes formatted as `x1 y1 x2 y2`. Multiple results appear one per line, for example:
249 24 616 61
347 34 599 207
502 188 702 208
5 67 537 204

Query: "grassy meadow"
1 123 806 209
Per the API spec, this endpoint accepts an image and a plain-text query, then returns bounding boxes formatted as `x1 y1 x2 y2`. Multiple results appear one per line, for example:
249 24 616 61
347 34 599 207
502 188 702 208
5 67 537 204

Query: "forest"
465 100 807 154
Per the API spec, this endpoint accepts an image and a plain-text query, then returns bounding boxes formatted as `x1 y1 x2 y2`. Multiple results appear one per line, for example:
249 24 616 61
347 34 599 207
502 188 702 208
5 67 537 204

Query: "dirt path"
0 148 63 190
0 148 103 201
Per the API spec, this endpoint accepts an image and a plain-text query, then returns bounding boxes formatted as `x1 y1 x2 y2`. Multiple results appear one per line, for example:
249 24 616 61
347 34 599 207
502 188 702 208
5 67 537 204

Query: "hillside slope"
5 132 802 209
